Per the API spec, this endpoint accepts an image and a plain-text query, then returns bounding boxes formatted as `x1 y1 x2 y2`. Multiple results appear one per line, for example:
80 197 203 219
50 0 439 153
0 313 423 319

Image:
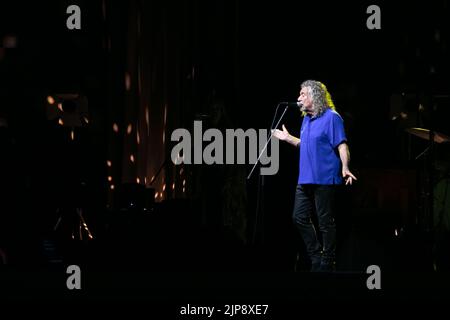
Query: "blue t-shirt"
298 108 347 185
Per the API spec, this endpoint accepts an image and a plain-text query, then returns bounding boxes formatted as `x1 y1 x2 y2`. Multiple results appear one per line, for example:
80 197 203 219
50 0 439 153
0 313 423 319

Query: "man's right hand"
272 124 290 141
272 124 300 147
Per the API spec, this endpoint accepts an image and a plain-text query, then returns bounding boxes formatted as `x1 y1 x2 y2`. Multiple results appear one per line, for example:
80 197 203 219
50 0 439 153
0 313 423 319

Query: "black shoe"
310 255 322 272
311 262 321 272
318 262 335 272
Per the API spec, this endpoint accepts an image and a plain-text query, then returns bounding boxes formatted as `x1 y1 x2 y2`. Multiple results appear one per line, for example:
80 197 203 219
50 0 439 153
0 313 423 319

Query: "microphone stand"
247 103 292 244
247 103 291 180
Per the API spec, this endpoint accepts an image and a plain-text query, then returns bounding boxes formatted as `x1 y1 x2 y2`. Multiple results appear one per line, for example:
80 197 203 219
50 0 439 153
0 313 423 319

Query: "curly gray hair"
301 80 335 117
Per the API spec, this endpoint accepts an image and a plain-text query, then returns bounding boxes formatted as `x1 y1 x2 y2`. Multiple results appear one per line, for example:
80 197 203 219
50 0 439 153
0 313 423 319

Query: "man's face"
298 87 313 112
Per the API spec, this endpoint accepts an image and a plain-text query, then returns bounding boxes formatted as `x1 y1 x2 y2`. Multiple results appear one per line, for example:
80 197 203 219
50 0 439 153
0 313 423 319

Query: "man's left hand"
342 167 357 185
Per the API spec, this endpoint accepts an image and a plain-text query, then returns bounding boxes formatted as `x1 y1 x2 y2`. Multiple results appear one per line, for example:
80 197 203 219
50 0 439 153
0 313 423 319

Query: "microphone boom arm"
247 103 290 180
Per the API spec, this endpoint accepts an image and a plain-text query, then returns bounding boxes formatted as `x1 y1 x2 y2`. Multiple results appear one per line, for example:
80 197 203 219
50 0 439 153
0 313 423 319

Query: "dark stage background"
1 0 450 308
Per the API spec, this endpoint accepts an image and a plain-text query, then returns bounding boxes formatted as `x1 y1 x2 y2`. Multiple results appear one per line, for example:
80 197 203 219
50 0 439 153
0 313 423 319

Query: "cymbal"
405 128 450 144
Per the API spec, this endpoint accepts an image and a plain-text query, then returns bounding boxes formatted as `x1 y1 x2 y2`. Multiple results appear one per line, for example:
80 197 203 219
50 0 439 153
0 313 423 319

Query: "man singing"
273 80 357 272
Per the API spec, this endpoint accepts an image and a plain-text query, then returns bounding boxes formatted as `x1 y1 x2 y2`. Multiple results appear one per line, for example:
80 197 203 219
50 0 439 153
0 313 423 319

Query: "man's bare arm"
338 143 350 170
338 143 357 185
272 124 300 147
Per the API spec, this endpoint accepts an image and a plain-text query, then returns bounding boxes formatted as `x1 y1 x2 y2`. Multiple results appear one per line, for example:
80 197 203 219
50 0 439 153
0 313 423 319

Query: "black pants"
292 184 337 269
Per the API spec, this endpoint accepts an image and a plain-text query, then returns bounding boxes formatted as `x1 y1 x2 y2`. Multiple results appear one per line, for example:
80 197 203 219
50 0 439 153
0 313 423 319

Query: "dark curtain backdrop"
103 0 245 238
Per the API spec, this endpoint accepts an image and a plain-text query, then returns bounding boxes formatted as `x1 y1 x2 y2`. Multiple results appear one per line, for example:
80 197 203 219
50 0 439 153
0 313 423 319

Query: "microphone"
280 102 302 108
